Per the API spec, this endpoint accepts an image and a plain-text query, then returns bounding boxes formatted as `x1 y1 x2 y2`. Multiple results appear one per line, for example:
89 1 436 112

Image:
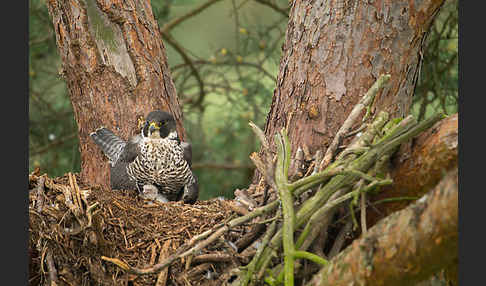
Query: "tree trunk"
257 0 444 182
46 0 184 190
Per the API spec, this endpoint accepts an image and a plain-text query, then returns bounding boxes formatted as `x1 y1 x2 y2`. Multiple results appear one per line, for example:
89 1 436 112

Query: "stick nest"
29 171 244 286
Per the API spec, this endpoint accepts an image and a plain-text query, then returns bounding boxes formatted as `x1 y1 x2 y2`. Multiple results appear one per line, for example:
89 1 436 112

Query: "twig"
254 0 289 17
46 250 59 286
172 60 277 82
235 223 266 251
273 178 392 284
256 111 413 280
193 253 233 264
294 182 386 250
160 30 206 110
371 197 419 205
360 191 368 234
286 166 345 192
274 129 295 286
160 0 223 34
248 122 269 150
249 121 279 192
155 240 172 286
268 120 375 270
292 251 328 266
320 74 391 170
298 188 347 252
335 111 390 163
240 217 278 286
30 133 77 156
376 113 445 157
349 179 365 231
327 218 353 259
36 175 46 213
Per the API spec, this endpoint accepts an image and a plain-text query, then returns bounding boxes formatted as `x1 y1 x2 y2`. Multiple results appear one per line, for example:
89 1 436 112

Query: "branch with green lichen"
274 129 296 286
232 76 444 285
239 215 278 286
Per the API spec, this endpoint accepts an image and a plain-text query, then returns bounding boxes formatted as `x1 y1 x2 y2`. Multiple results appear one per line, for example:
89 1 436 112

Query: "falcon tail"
89 127 126 166
182 178 199 204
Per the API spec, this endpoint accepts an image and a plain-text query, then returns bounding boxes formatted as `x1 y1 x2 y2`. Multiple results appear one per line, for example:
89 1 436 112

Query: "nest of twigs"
28 170 249 286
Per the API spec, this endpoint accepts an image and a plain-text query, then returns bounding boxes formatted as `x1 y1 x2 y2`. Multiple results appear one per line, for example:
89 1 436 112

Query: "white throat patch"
168 131 178 140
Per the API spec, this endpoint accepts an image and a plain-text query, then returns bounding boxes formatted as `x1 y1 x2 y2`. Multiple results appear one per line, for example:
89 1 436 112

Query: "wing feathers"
90 127 127 166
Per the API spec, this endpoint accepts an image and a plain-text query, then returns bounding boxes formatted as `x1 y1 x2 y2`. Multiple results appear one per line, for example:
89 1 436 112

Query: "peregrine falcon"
89 110 199 204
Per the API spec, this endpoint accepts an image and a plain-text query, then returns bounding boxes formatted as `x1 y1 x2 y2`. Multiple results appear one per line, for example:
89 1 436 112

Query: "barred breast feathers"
126 137 195 194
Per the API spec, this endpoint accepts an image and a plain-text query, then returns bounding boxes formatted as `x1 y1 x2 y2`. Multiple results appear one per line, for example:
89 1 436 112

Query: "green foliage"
28 0 457 200
29 0 80 176
411 0 458 121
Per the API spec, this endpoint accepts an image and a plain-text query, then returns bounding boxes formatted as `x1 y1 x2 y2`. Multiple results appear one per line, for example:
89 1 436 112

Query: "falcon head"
141 110 178 140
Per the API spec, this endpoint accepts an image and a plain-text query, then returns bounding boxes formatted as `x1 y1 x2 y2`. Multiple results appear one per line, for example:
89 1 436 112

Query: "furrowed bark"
308 168 458 286
254 0 445 183
46 0 184 189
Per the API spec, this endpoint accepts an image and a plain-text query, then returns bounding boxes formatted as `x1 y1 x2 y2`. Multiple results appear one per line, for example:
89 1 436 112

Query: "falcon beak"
148 122 160 134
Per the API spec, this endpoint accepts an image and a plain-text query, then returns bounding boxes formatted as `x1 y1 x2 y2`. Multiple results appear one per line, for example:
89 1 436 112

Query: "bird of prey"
89 110 198 204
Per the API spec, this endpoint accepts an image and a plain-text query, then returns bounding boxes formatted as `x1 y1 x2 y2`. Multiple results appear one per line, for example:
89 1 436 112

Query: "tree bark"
256 0 445 182
46 0 184 189
308 167 458 286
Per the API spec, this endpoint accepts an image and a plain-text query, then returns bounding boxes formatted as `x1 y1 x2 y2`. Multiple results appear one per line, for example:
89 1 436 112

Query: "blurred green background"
29 0 458 200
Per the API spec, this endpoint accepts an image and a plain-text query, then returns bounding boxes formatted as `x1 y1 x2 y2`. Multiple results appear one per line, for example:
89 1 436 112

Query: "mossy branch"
240 216 278 286
275 129 296 286
254 112 443 283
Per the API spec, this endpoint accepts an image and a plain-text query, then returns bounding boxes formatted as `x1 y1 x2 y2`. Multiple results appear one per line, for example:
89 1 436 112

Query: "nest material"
29 170 246 286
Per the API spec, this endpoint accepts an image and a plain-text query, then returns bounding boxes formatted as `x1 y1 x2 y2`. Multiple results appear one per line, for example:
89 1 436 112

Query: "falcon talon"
90 110 199 204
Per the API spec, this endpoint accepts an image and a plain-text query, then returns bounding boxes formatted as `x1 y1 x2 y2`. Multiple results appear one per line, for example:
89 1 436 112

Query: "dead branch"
45 250 59 286
254 0 289 17
239 111 444 284
368 113 458 226
160 0 223 34
320 74 391 170
155 240 171 286
172 60 277 82
35 175 46 213
309 168 458 286
30 133 77 156
193 253 233 264
160 30 206 110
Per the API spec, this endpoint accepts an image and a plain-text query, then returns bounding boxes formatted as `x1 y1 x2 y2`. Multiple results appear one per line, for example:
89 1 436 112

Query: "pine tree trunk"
258 0 444 180
46 0 184 189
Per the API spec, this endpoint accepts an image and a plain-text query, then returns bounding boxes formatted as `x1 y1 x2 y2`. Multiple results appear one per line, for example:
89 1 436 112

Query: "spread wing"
90 127 127 167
